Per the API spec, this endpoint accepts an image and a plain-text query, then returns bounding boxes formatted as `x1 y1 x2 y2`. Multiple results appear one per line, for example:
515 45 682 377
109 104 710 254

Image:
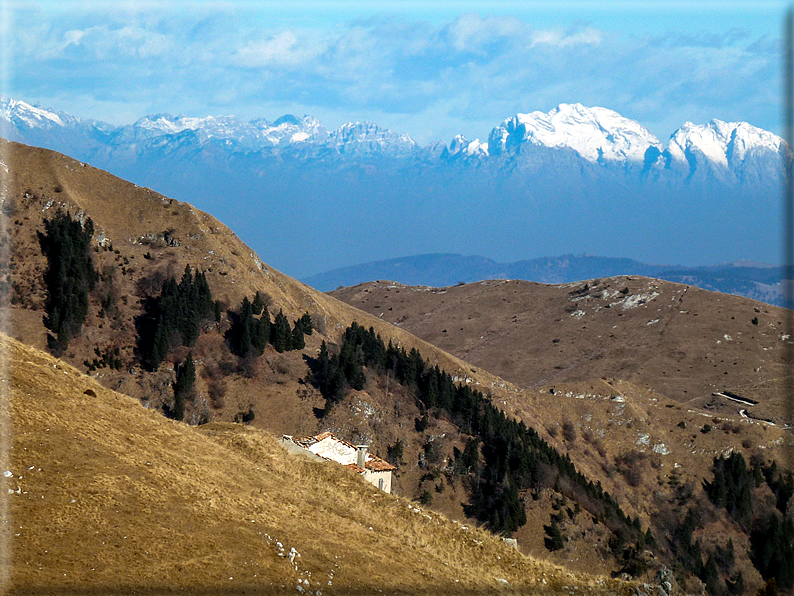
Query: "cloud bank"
5 6 781 143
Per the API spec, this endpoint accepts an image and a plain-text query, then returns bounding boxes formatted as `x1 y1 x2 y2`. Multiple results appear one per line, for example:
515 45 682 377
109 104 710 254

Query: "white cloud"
443 13 525 52
5 7 782 143
530 27 603 47
234 30 327 68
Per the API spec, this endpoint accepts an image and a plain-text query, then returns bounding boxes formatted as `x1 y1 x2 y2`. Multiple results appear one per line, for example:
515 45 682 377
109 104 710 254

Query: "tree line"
308 322 647 540
225 292 312 356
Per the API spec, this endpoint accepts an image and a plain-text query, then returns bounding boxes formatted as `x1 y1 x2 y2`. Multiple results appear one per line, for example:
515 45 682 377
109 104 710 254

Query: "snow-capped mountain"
0 97 90 131
0 96 785 178
0 96 787 278
328 122 417 157
445 134 489 159
653 119 787 183
487 103 662 163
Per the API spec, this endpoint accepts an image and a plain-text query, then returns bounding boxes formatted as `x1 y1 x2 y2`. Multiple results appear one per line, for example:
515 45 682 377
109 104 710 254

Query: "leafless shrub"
722 421 742 434
208 379 227 409
274 357 290 375
237 351 259 379
562 421 577 444
594 440 607 458
547 425 558 438
614 451 646 487
136 268 167 296
218 357 236 375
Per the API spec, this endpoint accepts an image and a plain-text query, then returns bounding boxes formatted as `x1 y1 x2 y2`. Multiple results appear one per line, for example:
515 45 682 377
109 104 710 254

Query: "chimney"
356 445 368 470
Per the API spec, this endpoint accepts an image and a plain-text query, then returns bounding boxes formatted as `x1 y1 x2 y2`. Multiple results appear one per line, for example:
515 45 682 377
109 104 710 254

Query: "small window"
378 478 384 490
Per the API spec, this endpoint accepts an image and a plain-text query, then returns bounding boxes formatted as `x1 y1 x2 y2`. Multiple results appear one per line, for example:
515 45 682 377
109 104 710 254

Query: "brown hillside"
1 138 600 570
0 137 523 425
4 138 792 593
0 332 634 595
329 280 794 592
331 278 792 423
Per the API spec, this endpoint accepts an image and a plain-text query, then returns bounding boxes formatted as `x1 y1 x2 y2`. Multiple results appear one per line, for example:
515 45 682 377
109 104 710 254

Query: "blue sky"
3 1 789 144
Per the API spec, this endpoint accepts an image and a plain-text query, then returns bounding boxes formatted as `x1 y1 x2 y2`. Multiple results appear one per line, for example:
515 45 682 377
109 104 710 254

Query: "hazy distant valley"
305 253 788 307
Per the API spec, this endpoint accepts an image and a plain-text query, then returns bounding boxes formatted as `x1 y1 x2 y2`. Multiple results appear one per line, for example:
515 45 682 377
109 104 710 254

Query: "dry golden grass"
1 333 636 595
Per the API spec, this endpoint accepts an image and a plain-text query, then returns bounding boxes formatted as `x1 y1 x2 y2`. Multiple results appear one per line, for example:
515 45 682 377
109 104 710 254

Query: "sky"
1 1 788 145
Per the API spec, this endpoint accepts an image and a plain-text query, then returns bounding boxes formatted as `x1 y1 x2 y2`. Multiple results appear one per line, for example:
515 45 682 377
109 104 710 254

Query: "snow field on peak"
1 97 66 128
666 120 784 169
495 103 662 163
0 95 785 171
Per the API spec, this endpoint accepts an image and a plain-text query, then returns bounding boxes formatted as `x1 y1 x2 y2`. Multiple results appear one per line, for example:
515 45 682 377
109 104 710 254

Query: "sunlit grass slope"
2 333 633 595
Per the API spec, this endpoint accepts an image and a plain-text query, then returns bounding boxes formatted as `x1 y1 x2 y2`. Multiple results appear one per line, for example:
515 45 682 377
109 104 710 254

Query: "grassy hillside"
331 278 792 422
4 138 794 594
1 332 633 595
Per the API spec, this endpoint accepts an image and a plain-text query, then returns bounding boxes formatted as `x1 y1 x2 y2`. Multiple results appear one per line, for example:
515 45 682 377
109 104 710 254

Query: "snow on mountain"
488 103 662 163
252 114 328 148
329 121 416 157
660 120 786 180
0 97 109 134
0 96 785 179
446 135 489 159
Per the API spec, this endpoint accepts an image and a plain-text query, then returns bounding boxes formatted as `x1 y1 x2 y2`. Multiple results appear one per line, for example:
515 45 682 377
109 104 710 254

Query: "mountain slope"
5 332 634 594
3 138 792 594
487 103 662 163
331 278 792 423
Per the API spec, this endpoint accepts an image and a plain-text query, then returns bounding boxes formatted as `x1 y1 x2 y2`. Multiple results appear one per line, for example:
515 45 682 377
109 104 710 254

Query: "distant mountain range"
303 253 788 306
1 97 788 278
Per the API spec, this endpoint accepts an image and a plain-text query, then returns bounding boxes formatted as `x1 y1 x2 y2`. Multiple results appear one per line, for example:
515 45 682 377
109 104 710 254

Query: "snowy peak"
489 103 661 163
652 119 787 182
446 134 489 158
328 121 416 157
252 115 328 146
0 97 101 132
666 120 784 167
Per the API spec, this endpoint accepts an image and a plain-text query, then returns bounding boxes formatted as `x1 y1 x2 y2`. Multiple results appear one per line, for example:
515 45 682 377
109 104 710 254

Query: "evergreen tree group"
136 265 213 370
225 293 311 357
704 451 753 528
703 452 794 592
307 322 645 539
38 210 97 352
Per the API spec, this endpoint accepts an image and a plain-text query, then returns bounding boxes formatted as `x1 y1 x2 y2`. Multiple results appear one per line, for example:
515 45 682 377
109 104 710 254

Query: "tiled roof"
284 432 396 472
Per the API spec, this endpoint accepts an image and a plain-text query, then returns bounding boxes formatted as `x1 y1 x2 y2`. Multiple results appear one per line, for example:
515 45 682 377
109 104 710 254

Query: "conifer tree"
252 306 270 354
137 265 214 370
251 291 264 316
296 313 313 335
291 321 306 350
38 210 97 352
271 310 291 352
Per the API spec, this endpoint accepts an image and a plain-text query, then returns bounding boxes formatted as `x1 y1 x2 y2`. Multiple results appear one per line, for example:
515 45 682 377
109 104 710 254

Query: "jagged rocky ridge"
1 97 787 277
1 97 786 180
